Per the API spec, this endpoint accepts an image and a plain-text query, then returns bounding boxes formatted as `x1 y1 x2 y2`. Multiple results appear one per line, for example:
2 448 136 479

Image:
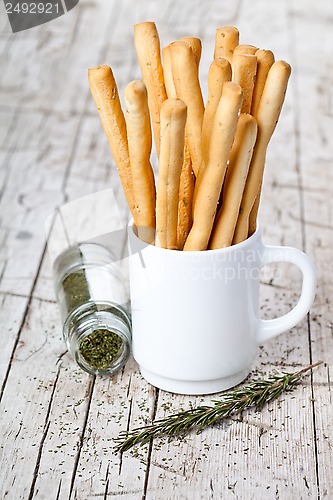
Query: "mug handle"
257 244 317 343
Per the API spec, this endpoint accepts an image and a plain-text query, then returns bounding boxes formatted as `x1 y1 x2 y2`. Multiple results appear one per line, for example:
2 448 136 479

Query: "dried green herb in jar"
62 270 90 313
79 329 123 369
53 243 131 376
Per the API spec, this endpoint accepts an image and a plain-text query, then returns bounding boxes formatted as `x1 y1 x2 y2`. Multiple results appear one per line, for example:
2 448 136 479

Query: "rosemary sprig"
114 361 322 453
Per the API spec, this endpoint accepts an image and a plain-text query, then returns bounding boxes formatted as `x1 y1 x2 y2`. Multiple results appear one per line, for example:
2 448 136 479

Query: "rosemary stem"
114 361 323 453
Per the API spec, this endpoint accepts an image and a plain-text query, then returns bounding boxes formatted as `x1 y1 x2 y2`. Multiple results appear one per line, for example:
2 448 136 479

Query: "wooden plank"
0 293 28 386
0 115 78 296
13 1 153 497
0 1 132 498
0 299 92 500
289 0 333 496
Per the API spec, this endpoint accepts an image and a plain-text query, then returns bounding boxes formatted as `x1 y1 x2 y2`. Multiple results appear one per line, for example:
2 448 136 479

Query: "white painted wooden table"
1 0 332 498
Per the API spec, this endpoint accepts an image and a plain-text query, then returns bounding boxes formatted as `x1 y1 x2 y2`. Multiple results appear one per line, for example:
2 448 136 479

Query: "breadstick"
251 49 275 118
177 146 195 250
214 26 239 62
134 22 167 157
156 99 187 249
184 82 243 251
88 65 136 219
233 44 258 56
209 114 257 249
202 58 232 167
170 41 204 177
232 53 257 113
248 183 261 236
124 80 156 244
163 44 195 249
162 45 177 99
179 36 202 66
233 60 292 244
248 50 275 229
162 44 195 249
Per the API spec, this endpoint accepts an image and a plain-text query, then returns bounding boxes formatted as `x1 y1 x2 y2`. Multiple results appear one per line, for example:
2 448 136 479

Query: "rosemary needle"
114 361 322 453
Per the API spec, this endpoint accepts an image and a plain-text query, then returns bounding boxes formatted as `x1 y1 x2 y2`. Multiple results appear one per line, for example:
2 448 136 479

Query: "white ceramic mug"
128 224 316 395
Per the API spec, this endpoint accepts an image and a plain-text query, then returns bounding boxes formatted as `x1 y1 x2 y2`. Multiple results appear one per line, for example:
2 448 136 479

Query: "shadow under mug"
128 224 316 395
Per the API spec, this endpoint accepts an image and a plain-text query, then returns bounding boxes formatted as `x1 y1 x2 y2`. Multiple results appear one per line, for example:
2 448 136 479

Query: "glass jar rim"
64 301 132 376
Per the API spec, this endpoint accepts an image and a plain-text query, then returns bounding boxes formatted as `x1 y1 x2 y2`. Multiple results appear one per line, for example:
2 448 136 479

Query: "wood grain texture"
0 0 332 498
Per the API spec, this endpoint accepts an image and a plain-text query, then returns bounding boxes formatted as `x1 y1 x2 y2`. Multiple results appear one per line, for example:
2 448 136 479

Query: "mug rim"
128 220 261 255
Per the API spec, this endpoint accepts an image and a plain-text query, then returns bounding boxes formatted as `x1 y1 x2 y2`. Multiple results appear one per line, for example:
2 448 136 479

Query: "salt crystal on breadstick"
179 37 202 67
202 58 232 168
251 49 275 118
232 53 257 114
214 26 239 63
233 60 292 244
233 44 258 56
184 82 243 251
88 65 136 220
170 41 204 177
134 22 167 157
124 80 156 244
156 99 187 249
209 114 257 249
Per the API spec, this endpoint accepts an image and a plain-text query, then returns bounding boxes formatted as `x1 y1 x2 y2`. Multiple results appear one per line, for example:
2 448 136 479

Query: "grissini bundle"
156 99 187 249
233 60 292 244
89 24 291 253
233 44 258 56
202 58 232 167
232 53 257 114
170 41 204 177
251 49 275 118
209 113 257 249
134 22 167 157
179 36 202 67
184 82 243 251
214 26 239 62
162 44 195 250
124 80 156 244
88 65 136 221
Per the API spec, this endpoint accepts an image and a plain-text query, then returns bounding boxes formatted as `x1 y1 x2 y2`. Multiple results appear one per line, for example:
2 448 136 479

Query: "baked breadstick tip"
134 22 167 157
88 65 136 219
214 26 239 62
184 82 243 251
233 44 258 56
179 36 202 66
124 80 156 244
156 99 187 249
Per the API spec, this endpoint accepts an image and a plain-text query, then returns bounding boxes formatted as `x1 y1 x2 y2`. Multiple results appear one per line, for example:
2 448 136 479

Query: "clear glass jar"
53 243 131 376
